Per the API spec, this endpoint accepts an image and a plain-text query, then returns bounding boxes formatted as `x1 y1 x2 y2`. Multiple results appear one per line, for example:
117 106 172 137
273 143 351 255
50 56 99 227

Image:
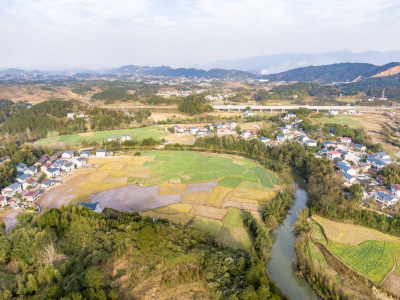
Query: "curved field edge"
311 215 400 284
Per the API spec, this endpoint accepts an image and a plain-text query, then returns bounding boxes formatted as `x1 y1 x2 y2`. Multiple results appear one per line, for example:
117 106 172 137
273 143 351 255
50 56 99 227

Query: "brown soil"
190 205 227 220
381 273 400 298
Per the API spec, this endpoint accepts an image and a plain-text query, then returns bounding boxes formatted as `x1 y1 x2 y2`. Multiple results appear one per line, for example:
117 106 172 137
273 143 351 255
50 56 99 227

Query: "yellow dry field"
140 211 193 225
182 192 211 205
230 187 276 201
205 186 233 207
190 205 227 220
228 197 269 205
78 132 94 137
313 215 400 246
223 200 264 211
152 203 193 214
158 183 187 195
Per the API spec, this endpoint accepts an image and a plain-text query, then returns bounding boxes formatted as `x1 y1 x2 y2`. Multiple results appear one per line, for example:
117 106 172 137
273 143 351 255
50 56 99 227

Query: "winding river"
267 175 320 300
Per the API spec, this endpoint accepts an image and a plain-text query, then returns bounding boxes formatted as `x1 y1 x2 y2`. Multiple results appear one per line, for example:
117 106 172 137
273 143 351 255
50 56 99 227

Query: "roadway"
213 104 398 112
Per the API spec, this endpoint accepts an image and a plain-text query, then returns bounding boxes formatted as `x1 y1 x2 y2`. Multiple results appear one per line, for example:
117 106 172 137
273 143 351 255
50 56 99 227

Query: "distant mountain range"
201 50 400 74
109 65 256 79
265 62 400 84
0 65 256 80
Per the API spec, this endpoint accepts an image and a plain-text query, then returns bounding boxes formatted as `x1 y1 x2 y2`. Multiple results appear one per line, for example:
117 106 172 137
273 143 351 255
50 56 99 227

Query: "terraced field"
38 151 279 251
312 215 400 284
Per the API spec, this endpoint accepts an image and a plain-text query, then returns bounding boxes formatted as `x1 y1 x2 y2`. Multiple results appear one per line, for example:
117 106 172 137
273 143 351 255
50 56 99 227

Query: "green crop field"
188 216 223 237
136 151 277 189
310 116 362 129
312 216 400 284
329 240 400 283
35 125 168 146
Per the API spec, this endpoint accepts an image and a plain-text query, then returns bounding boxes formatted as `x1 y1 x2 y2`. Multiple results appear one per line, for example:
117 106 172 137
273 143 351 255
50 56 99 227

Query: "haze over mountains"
200 50 400 74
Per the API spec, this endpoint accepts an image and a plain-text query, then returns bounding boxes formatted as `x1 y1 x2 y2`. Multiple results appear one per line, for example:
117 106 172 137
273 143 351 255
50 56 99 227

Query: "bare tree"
41 242 56 266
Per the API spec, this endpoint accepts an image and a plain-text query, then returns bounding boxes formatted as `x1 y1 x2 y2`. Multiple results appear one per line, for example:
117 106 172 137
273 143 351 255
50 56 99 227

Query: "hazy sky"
1 0 400 69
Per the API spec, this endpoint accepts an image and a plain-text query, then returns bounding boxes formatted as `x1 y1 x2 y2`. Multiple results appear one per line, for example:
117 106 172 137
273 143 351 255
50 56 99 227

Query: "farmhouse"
120 134 132 142
328 151 341 160
305 139 318 147
1 182 22 197
323 141 336 149
375 192 398 206
108 137 118 142
24 166 38 176
391 184 400 197
73 157 87 167
16 174 31 183
45 167 60 178
42 180 59 189
242 110 254 118
343 172 357 184
67 112 75 119
340 137 352 145
96 149 106 158
61 162 74 172
228 121 237 130
23 178 38 190
16 163 27 173
240 130 251 139
80 150 92 158
62 150 74 159
276 134 286 142
23 190 43 202
354 144 366 152
259 137 271 144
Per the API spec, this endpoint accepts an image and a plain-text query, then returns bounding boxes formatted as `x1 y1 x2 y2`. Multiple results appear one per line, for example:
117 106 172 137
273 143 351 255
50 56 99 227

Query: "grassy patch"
188 216 222 237
217 177 243 188
36 125 168 146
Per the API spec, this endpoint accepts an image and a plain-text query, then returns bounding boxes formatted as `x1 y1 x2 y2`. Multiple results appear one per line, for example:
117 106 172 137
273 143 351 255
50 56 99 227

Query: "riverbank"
267 174 320 300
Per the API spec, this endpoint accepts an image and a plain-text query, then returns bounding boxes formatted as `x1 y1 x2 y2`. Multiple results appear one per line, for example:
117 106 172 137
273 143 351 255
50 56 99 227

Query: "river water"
267 176 320 300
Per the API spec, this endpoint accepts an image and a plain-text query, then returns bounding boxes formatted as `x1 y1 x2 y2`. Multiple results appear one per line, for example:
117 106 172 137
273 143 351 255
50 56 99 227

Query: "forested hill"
266 62 400 83
0 207 281 299
110 65 256 79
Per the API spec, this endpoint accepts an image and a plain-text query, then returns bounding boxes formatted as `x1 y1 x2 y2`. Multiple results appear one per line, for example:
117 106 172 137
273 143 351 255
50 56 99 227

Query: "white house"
73 157 87 168
240 130 251 139
375 192 398 206
79 150 92 158
329 109 339 116
23 190 43 202
67 112 75 119
16 163 27 173
45 167 60 178
108 137 117 142
22 178 38 190
62 150 74 159
375 152 391 160
96 149 106 158
242 110 254 118
276 134 286 142
173 125 185 134
24 166 38 176
343 172 357 184
391 184 400 198
305 140 318 147
61 162 74 172
16 174 31 183
340 137 352 144
259 137 271 144
354 144 366 152
328 151 341 160
190 127 199 135
1 183 22 197
120 134 132 142
229 121 237 130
